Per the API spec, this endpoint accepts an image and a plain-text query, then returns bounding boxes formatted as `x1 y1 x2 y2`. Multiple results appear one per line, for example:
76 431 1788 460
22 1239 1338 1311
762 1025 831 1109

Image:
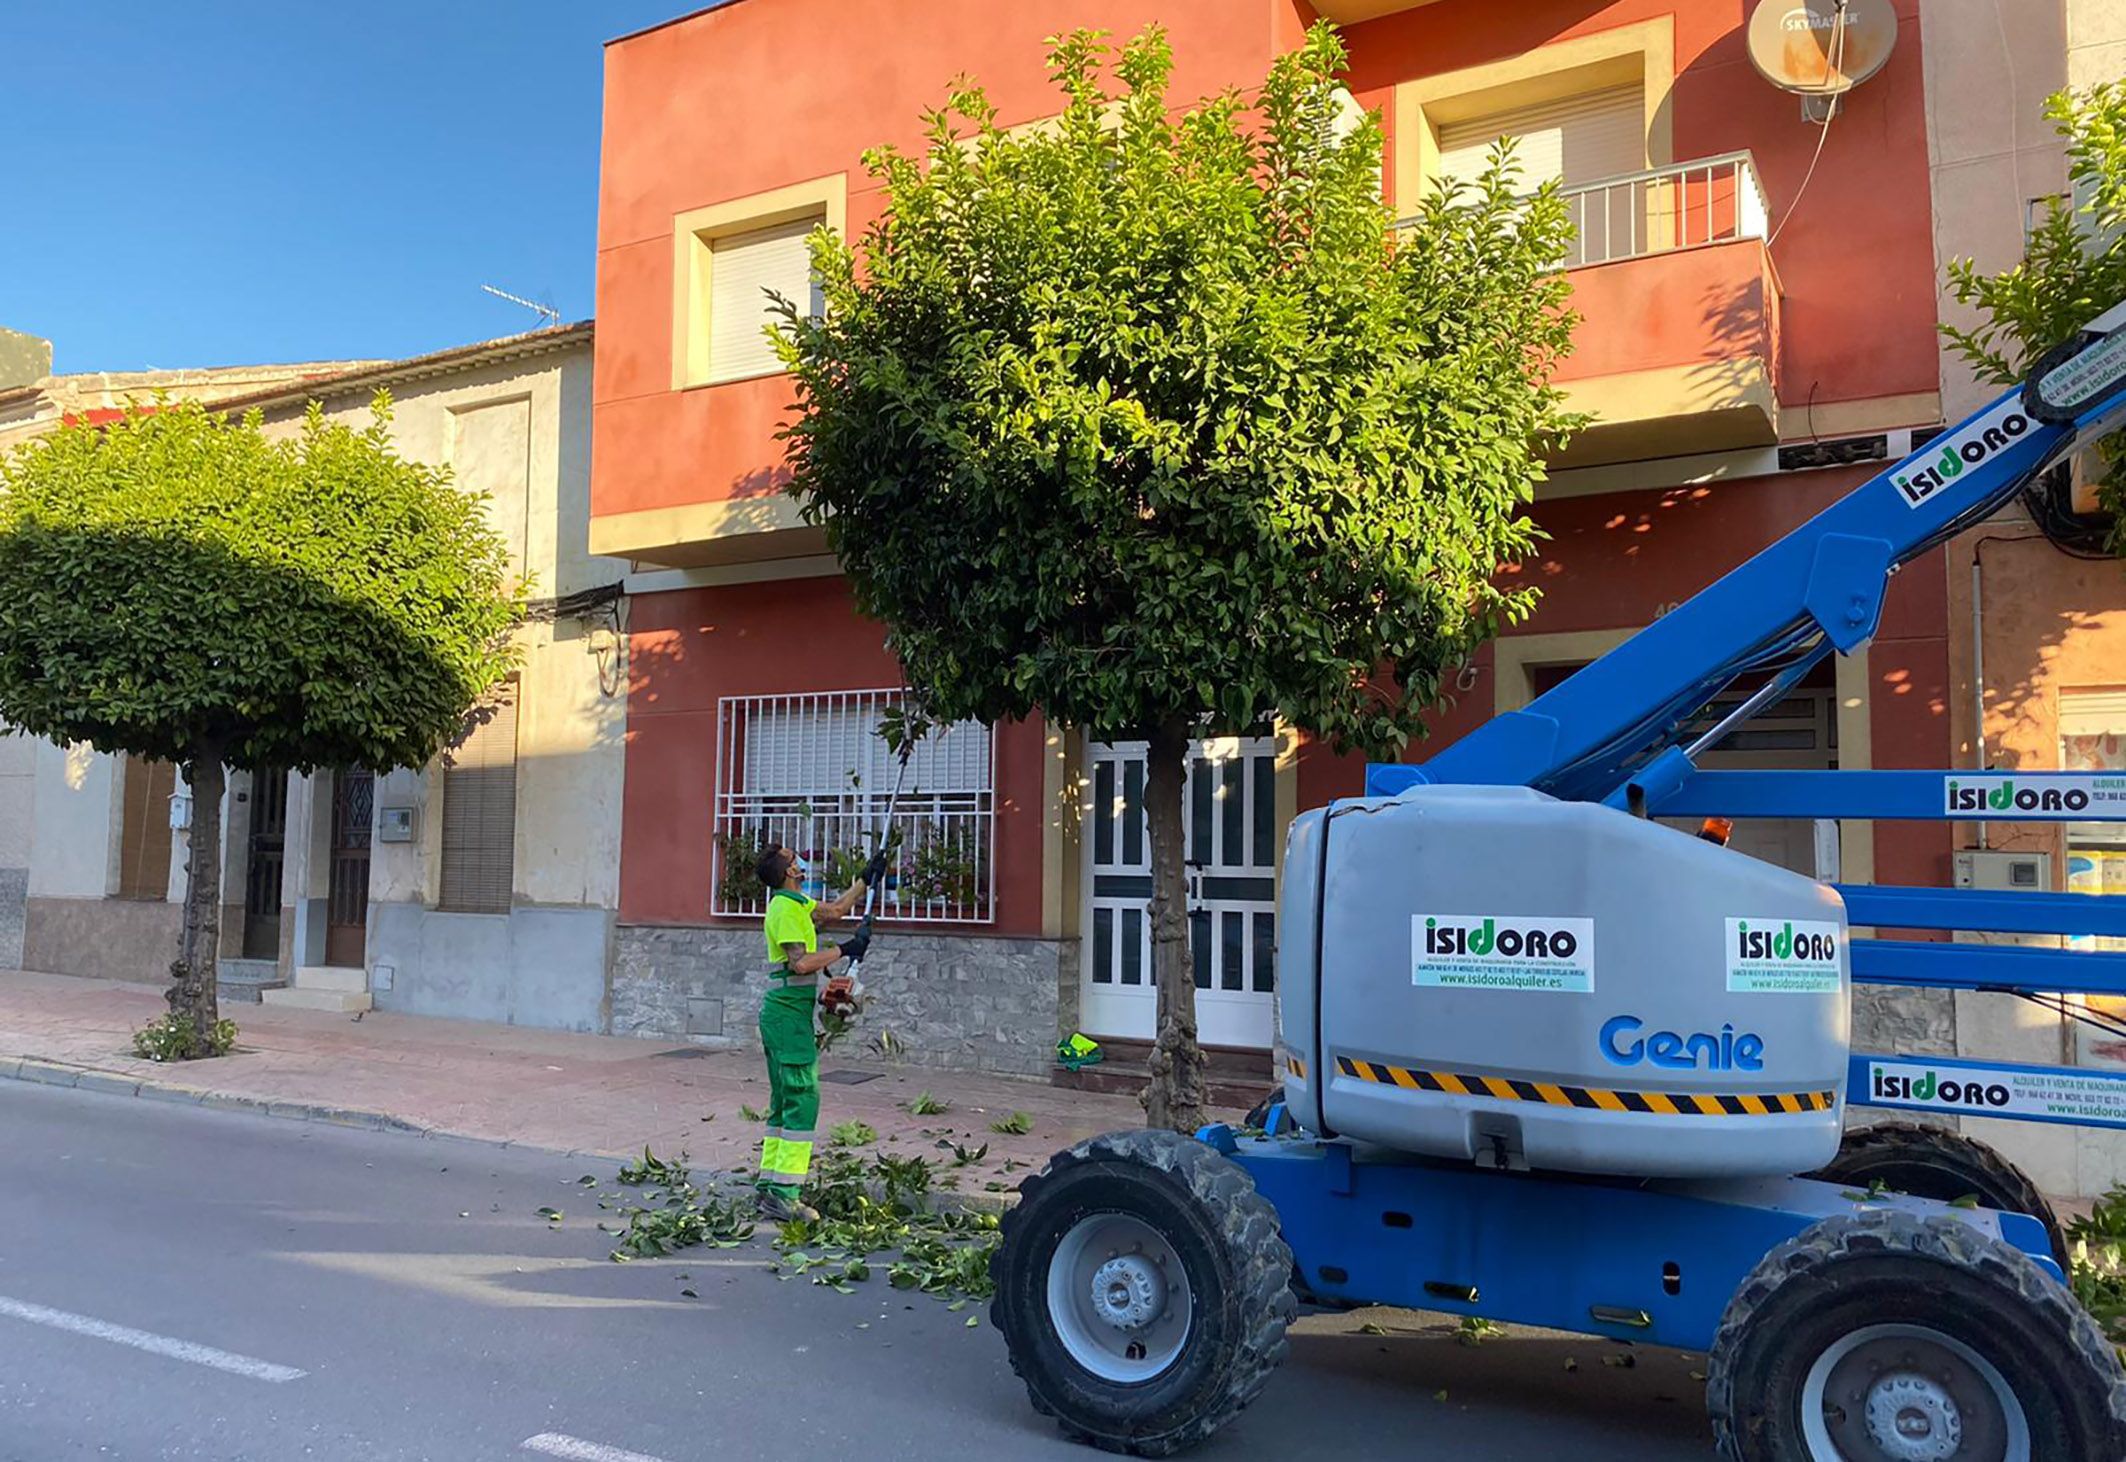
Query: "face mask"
789 855 810 880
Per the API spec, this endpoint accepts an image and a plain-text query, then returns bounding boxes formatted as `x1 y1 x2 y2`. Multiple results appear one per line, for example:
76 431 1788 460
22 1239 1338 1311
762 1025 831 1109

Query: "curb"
2 1054 442 1141
0 1053 1031 1206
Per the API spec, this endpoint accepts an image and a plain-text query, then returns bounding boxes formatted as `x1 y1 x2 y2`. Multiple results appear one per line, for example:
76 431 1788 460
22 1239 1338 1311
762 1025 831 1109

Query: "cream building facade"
0 346 385 982
2 325 629 1032
1921 0 2126 1197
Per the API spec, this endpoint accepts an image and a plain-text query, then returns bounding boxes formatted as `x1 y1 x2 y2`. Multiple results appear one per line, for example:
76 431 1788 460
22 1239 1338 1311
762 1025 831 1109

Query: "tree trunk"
1140 715 1208 1132
167 748 225 1057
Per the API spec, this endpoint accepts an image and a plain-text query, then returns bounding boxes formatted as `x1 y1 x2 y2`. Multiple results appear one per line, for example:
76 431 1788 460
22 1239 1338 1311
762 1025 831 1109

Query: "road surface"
0 1080 1715 1460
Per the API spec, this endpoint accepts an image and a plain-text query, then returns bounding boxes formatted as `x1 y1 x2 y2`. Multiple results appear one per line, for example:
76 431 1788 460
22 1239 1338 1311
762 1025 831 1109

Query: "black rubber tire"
1707 1209 2126 1462
1811 1120 2070 1272
989 1128 1296 1457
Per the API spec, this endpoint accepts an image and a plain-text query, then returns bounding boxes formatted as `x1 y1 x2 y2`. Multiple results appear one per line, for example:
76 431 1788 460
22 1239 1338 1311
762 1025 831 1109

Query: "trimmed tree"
0 397 521 1056
1945 80 2126 552
776 23 1579 1128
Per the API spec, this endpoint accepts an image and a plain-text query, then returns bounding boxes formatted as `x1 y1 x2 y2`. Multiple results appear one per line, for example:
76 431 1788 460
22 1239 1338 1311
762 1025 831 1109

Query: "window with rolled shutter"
439 680 518 915
707 215 822 384
1436 87 1645 193
117 756 176 901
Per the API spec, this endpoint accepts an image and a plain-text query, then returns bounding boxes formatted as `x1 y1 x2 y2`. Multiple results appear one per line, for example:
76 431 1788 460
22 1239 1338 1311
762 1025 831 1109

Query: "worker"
753 840 878 1222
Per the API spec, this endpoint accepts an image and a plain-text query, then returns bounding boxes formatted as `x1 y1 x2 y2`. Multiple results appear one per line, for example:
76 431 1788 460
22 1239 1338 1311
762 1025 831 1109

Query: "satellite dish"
1747 0 1897 115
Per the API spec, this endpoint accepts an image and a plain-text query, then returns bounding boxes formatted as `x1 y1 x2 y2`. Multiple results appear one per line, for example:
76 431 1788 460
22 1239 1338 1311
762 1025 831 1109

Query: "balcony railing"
1562 152 1769 268
1400 151 1770 271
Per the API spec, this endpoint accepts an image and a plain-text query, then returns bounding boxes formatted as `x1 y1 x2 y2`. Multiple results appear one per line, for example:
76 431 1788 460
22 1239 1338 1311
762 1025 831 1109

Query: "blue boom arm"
1408 304 2126 805
1368 307 2126 1126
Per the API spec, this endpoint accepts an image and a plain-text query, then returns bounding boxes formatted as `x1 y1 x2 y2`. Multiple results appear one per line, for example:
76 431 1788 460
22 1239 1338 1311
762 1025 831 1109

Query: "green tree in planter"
1945 81 2126 552
0 398 521 1056
776 24 1579 1128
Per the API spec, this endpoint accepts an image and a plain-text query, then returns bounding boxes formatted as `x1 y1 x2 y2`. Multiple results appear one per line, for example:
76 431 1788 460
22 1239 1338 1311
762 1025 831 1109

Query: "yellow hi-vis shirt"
764 889 818 971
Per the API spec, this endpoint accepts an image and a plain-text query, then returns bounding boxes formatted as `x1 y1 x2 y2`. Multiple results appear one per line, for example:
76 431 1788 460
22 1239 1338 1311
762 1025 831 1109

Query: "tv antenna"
481 284 561 329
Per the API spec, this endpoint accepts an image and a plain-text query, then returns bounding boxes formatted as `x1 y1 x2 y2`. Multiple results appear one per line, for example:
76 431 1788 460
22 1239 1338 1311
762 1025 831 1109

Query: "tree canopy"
0 395 522 1055
1946 81 2126 551
0 396 522 774
774 22 1579 1125
777 22 1578 759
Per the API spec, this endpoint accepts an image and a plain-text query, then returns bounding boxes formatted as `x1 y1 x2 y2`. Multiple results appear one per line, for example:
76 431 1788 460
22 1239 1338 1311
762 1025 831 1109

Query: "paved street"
0 1080 1715 1461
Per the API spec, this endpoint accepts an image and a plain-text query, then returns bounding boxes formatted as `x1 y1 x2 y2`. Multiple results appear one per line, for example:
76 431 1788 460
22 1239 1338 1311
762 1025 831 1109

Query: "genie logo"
1946 777 2093 815
1600 1015 1765 1072
1893 401 2030 508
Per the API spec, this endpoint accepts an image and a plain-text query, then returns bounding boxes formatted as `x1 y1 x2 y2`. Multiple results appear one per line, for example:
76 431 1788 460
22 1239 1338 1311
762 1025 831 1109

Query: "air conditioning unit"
1954 849 2050 892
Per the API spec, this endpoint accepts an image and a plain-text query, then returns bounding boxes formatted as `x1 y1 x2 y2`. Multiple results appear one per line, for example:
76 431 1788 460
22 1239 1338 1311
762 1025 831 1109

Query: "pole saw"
818 726 916 1027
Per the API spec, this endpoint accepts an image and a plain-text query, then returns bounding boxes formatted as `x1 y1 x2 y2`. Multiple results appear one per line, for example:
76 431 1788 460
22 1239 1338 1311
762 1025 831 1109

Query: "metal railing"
712 688 996 924
1397 151 1769 270
1559 151 1769 268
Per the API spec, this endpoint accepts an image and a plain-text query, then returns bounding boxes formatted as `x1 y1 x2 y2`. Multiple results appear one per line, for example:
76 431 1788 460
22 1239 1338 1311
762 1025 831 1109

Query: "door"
1081 737 1280 1048
324 769 372 967
241 770 287 959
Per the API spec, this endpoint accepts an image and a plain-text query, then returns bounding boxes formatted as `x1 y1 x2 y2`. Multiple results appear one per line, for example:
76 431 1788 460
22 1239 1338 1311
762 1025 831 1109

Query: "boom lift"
990 306 2126 1461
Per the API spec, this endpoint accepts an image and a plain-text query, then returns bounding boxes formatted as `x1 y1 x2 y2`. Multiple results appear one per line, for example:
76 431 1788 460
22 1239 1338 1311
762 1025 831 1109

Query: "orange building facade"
594 0 1950 1080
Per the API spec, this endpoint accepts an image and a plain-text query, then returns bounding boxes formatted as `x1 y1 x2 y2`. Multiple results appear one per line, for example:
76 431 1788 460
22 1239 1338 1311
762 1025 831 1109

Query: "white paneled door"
1081 736 1279 1049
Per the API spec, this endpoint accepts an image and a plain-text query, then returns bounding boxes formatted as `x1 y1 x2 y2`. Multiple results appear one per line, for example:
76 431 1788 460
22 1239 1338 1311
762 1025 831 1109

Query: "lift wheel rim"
1800 1322 2029 1462
1045 1212 1194 1383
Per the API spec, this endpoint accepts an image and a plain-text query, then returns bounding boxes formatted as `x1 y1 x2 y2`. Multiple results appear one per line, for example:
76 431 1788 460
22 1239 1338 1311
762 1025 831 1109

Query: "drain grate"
819 1069 884 1086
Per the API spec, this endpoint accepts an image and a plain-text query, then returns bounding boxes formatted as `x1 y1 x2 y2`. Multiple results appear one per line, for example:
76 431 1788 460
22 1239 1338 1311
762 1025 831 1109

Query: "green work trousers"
757 983 820 1198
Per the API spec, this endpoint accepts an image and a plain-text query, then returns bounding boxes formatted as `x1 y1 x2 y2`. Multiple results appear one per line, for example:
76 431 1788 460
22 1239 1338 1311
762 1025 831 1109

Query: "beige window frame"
1391 18 1673 216
671 175 848 391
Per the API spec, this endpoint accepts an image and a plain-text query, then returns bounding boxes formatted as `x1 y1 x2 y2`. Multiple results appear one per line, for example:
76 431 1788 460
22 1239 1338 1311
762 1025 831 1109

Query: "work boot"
755 1189 820 1224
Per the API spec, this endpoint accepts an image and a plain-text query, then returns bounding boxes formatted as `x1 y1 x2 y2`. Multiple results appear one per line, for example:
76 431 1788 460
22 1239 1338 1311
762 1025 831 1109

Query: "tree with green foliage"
1946 81 2126 551
775 23 1578 1128
0 397 522 1056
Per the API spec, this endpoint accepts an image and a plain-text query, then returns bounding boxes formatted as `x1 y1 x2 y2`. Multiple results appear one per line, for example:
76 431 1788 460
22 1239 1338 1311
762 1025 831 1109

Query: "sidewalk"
0 970 1189 1190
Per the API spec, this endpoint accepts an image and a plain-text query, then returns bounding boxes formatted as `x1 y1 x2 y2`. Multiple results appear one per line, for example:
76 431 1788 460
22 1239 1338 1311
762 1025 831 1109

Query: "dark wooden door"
241 770 287 959
324 769 372 967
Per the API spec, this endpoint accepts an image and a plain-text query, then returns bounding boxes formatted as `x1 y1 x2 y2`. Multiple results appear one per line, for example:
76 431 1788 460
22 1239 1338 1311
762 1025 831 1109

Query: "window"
705 216 823 384
713 689 995 924
439 680 518 914
1438 87 1645 267
2063 689 2126 954
671 176 846 390
117 755 176 900
1437 87 1644 193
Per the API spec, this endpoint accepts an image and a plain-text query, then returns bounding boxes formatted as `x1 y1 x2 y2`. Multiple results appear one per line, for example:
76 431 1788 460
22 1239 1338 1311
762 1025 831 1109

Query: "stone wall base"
23 896 181 982
612 924 1067 1079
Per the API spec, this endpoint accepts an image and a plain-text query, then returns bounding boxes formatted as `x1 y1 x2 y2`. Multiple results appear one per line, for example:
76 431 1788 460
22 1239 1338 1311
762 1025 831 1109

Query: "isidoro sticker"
1726 917 1842 994
1413 914 1595 993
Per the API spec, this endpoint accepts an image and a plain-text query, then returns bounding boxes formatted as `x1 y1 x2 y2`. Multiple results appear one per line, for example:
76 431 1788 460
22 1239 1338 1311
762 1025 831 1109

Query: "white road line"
522 1435 672 1462
0 1293 306 1382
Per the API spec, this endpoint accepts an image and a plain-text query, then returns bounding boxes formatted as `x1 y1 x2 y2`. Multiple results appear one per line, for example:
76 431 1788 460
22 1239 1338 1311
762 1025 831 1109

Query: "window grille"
439 679 518 914
713 689 995 924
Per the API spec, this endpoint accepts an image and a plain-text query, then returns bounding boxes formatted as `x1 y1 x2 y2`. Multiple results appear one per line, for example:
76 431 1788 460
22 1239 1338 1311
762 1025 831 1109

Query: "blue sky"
1 2 699 373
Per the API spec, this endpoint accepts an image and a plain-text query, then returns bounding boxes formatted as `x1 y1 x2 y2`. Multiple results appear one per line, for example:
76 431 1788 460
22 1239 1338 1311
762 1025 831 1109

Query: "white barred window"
713 689 995 924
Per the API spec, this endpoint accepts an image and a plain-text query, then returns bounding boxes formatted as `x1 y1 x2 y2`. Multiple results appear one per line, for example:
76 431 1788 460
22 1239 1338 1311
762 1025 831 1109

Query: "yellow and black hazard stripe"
1284 1055 1308 1080
1333 1055 1832 1117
